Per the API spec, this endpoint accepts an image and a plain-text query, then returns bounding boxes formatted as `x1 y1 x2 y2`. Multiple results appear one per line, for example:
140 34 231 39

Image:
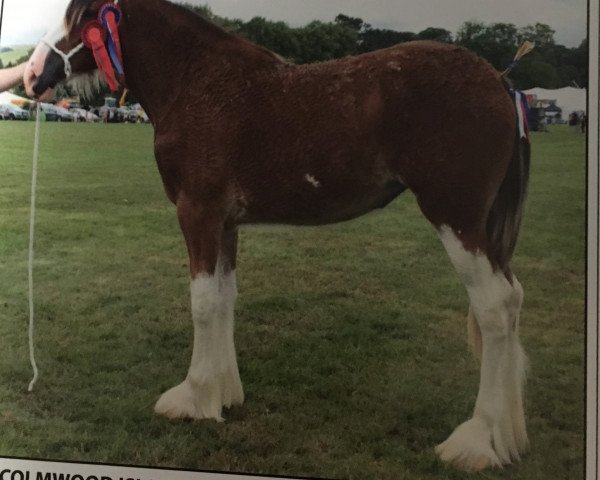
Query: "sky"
0 0 588 49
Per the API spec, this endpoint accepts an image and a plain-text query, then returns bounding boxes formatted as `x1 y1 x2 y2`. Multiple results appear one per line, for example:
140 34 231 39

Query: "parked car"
1 103 30 120
40 103 60 121
139 110 150 123
126 109 139 123
54 106 74 122
131 103 150 123
69 108 85 122
100 106 124 123
56 99 82 110
70 108 100 123
40 104 74 122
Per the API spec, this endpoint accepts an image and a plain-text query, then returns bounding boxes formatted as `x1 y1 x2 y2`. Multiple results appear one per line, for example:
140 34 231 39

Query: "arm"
0 62 27 92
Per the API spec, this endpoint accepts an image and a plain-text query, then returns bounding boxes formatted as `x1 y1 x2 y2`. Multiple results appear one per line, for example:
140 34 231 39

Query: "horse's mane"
65 0 91 37
66 70 102 100
64 0 223 37
64 0 283 63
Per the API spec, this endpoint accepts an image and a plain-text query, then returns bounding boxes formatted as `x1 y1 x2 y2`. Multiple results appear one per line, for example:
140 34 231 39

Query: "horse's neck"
120 0 281 125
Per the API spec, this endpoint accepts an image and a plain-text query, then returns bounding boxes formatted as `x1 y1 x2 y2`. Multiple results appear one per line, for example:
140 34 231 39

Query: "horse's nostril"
32 79 44 96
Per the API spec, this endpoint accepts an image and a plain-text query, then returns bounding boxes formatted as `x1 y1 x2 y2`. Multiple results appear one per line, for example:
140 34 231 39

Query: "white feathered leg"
435 226 528 471
155 264 244 421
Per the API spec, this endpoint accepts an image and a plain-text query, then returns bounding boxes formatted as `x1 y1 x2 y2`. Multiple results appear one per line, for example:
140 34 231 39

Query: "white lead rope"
25 0 122 393
28 103 42 392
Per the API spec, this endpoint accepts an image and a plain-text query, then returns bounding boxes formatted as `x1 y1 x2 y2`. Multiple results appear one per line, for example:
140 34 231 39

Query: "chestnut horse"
23 0 531 472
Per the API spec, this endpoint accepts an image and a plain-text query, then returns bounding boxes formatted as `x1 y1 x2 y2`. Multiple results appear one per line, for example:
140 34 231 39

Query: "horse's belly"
237 176 408 226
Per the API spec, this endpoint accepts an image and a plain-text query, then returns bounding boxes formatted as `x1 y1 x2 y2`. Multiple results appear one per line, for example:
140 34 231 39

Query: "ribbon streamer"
81 21 120 92
99 4 125 79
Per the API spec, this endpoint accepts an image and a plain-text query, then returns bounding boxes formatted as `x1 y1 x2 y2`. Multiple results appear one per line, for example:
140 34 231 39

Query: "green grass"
0 47 33 65
0 123 586 479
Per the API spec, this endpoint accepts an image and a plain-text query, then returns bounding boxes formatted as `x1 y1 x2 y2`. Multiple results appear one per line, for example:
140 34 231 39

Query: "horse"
23 0 531 472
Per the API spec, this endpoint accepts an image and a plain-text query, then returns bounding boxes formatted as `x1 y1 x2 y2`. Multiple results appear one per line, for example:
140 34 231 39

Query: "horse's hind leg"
434 226 528 471
154 196 243 421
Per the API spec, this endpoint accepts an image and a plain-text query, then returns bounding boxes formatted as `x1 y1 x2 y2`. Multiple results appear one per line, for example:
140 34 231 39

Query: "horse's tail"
466 93 530 360
485 92 531 275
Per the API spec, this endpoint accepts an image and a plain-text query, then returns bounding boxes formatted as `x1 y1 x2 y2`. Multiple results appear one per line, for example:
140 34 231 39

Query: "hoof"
435 418 503 472
155 372 244 421
155 380 223 421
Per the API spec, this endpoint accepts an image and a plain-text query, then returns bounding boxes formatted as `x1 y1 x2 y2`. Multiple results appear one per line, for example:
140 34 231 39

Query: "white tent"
523 86 586 116
0 91 30 107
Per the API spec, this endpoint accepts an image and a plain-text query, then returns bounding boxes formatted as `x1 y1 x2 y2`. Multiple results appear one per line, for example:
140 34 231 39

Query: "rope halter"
39 0 122 88
40 37 85 78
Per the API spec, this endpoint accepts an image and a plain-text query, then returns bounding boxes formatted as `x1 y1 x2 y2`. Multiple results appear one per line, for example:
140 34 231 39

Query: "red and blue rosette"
99 3 125 81
81 20 120 92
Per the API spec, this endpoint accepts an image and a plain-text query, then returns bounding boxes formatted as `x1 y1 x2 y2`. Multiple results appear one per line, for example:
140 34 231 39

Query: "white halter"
40 0 120 79
40 38 85 78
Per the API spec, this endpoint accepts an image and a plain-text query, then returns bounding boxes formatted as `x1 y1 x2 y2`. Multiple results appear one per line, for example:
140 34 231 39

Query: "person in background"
0 62 26 92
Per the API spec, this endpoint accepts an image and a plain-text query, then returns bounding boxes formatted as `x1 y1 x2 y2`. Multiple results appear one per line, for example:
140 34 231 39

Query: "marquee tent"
523 87 586 116
0 91 30 107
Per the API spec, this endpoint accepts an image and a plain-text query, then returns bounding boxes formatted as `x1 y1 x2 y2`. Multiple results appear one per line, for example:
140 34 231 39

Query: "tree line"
185 4 587 90
4 4 588 103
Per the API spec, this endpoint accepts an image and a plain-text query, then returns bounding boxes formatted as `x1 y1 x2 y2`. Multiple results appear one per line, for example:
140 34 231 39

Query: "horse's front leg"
155 196 243 421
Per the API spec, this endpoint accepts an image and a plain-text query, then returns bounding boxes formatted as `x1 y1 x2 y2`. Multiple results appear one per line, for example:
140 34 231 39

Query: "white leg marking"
435 226 528 471
155 265 244 421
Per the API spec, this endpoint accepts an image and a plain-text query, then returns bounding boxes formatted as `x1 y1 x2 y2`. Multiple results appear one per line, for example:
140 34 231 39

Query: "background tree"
238 17 300 61
335 14 369 34
294 20 359 63
359 29 416 53
416 27 453 43
2 4 587 103
517 22 556 49
456 21 518 70
455 20 587 89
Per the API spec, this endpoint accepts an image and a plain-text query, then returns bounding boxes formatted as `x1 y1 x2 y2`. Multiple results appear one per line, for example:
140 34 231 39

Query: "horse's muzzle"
24 46 64 101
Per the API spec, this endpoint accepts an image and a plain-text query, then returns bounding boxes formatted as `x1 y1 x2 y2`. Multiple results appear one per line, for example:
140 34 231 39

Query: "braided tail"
486 87 531 275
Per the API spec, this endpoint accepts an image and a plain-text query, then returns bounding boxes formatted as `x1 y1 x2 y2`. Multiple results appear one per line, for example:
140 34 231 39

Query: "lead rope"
28 103 42 392
25 0 120 392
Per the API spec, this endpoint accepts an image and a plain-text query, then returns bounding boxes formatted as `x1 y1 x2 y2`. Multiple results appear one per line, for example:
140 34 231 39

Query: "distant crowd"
568 112 587 134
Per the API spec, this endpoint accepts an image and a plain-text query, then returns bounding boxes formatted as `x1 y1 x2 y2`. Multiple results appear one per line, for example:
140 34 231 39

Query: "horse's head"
24 0 122 100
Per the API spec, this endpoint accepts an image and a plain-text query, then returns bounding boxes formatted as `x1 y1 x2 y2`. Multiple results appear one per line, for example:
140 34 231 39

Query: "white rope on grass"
28 102 42 392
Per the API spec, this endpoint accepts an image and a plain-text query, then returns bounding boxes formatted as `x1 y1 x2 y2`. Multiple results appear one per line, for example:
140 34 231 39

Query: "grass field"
0 123 586 479
0 47 32 66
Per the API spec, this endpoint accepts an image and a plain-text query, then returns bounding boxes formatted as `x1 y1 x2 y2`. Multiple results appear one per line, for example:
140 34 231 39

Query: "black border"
0 455 321 480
